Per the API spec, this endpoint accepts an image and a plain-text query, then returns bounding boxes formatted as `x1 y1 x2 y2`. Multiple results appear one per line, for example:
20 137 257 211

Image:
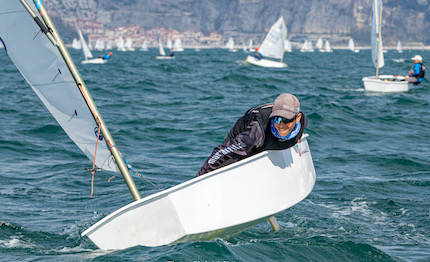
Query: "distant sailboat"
300 40 314 52
105 40 112 50
94 38 105 51
166 38 173 49
71 38 81 49
248 39 255 52
77 25 107 64
173 38 184 52
348 38 360 53
125 38 135 51
116 37 127 51
396 41 403 53
156 35 174 59
226 37 237 52
324 40 333 52
242 39 247 52
246 16 288 68
140 40 148 51
362 0 411 92
316 38 323 52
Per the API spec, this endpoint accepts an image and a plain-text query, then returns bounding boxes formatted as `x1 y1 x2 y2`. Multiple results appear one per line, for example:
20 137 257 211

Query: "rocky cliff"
45 0 429 45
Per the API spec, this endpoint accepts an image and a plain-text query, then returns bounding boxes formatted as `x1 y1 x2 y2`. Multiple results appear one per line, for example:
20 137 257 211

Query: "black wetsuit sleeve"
196 121 264 176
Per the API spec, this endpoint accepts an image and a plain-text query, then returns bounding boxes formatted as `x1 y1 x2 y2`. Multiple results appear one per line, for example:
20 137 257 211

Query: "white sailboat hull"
82 135 316 250
81 58 107 64
362 75 412 92
246 56 287 68
156 56 175 60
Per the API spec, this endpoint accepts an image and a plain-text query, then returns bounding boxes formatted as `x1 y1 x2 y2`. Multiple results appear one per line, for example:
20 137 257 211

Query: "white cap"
411 55 423 62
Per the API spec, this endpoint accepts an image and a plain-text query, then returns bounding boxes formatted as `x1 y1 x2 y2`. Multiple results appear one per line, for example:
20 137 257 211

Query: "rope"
89 122 102 198
88 128 163 193
124 159 163 191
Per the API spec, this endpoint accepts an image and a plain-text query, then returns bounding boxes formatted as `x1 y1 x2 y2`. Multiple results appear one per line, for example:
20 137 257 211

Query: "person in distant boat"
196 93 307 177
100 52 113 60
169 49 174 57
405 55 425 85
254 48 263 60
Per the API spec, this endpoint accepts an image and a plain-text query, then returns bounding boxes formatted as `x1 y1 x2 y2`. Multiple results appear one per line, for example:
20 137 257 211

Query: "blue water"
0 48 429 262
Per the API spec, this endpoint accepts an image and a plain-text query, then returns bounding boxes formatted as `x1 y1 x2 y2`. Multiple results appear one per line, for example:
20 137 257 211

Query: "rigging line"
131 169 163 191
123 158 163 191
89 121 102 198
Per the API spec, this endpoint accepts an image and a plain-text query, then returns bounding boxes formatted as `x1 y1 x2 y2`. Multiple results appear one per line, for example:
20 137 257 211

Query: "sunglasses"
273 116 296 124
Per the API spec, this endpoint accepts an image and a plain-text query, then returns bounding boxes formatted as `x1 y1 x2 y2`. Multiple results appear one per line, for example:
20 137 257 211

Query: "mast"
375 0 382 79
27 0 141 201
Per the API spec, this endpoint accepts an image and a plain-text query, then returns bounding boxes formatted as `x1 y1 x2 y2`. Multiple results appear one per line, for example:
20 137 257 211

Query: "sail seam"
32 80 75 87
0 11 26 15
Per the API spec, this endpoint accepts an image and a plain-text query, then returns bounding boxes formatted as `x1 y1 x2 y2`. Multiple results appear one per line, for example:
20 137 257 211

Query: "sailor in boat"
254 48 263 60
197 93 308 176
169 48 175 57
405 55 425 85
100 52 113 60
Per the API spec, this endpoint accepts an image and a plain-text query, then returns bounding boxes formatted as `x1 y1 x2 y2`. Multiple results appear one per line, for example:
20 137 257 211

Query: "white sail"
71 38 81 49
259 16 287 60
348 39 355 51
316 38 323 50
371 0 384 69
0 0 118 172
94 38 105 51
173 38 184 51
116 37 126 51
106 40 112 50
166 38 173 49
248 39 253 51
324 40 332 52
141 40 148 51
77 27 93 59
226 37 234 50
301 40 308 52
125 38 135 51
158 38 166 56
396 41 403 53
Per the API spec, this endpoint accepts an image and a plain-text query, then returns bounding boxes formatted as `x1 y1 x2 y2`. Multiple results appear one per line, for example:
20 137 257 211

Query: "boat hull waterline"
81 58 107 64
246 56 287 68
82 135 316 250
156 56 175 60
362 75 412 92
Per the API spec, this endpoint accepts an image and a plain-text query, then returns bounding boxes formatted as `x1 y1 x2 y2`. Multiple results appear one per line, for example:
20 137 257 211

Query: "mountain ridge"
45 0 429 45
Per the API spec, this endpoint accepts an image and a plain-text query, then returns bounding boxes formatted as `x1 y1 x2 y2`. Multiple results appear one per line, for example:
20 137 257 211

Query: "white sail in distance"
0 0 118 172
259 16 287 60
158 37 166 56
348 39 355 51
77 27 93 59
371 0 384 69
166 38 173 49
396 41 403 53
